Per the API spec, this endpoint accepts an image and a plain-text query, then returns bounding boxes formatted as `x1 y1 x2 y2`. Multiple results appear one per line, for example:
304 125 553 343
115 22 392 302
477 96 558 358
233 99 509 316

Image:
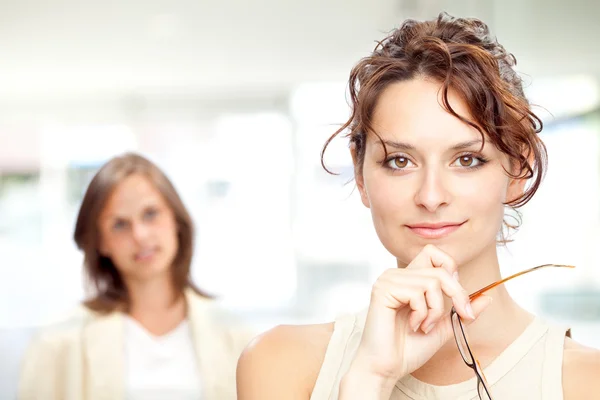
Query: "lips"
405 221 466 239
134 247 158 262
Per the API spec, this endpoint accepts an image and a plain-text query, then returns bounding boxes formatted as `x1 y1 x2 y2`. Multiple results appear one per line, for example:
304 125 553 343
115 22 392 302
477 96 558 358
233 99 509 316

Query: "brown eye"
112 219 128 231
394 157 409 168
143 208 158 220
459 156 474 167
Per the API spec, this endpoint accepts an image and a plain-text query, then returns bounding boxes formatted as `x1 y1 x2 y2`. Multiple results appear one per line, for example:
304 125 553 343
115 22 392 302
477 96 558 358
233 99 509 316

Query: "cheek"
100 231 123 256
464 173 509 211
100 235 135 271
362 174 414 254
158 215 179 247
364 174 410 218
462 173 509 239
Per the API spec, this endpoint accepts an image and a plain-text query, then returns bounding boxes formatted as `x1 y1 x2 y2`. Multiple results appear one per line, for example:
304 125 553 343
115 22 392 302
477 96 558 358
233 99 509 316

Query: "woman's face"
355 78 524 267
97 173 179 284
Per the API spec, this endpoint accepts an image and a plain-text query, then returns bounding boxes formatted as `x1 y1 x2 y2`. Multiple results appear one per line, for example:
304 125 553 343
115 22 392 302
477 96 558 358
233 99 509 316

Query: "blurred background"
1 0 599 396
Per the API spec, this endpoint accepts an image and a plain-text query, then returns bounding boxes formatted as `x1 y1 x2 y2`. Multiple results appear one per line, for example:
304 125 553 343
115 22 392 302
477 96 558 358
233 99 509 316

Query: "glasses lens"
452 311 473 365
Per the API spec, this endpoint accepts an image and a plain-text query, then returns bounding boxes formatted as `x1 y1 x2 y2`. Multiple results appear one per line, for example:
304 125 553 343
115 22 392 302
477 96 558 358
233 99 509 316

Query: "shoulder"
18 305 102 394
185 288 228 320
185 290 258 353
29 304 97 348
562 337 600 399
186 289 230 327
236 322 335 400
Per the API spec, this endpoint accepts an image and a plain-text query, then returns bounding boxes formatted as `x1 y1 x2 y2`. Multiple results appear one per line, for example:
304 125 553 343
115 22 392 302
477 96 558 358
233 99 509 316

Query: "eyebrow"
101 214 127 223
379 139 483 151
450 139 484 151
380 140 416 151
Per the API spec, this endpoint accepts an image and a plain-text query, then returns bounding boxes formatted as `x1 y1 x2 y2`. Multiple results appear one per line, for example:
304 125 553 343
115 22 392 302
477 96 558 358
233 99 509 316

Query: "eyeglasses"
450 264 575 400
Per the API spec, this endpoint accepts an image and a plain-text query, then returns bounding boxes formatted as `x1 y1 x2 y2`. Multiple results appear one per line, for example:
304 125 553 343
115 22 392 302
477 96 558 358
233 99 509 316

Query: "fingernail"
423 322 436 334
466 302 475 319
453 272 459 281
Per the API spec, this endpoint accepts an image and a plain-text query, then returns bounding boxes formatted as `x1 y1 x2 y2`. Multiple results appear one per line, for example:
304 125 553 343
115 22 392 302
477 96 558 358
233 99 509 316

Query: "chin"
136 266 172 282
384 236 471 267
135 256 172 275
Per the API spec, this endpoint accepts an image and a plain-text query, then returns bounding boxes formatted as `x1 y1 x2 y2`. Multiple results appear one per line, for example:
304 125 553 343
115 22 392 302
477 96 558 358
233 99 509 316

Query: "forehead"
369 78 482 148
101 173 164 215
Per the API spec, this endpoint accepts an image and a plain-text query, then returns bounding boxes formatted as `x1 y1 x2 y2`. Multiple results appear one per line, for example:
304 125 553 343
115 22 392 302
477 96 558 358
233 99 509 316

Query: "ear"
506 154 535 203
505 159 529 204
350 142 370 209
506 175 527 203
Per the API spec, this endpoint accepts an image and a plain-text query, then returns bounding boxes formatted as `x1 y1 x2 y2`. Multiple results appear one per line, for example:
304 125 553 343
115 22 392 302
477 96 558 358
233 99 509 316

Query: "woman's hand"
340 244 492 399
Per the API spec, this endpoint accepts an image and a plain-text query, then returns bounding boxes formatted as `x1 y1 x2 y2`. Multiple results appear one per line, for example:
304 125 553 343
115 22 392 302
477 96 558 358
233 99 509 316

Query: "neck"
450 244 532 342
456 244 503 296
125 275 188 335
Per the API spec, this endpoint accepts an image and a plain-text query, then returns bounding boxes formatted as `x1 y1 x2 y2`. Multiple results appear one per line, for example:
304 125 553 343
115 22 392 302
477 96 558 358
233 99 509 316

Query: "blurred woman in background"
19 152 251 400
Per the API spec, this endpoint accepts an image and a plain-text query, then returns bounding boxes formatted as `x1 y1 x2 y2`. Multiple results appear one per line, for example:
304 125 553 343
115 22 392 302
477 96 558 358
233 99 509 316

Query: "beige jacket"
17 289 253 400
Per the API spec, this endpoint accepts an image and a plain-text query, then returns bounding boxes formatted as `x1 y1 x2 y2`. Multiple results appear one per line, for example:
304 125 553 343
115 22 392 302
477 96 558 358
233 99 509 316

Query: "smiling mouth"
134 248 158 262
405 221 467 239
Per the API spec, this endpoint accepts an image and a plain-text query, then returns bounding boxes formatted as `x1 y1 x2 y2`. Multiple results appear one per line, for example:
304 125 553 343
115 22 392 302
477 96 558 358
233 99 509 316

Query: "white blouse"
124 316 202 400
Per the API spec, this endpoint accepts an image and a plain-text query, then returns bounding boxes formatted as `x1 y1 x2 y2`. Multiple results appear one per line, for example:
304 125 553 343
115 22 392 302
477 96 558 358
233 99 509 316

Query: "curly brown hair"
322 12 547 211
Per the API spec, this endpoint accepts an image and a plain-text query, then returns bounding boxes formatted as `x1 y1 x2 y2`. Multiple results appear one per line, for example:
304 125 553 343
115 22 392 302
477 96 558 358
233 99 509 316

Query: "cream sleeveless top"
311 310 569 400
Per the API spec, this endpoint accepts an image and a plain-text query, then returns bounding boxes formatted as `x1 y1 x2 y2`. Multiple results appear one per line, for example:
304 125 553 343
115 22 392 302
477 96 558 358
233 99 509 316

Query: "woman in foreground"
237 13 600 400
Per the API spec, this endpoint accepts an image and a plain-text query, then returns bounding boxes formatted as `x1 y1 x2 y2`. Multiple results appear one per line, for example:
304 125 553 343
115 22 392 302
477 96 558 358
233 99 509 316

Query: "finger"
395 268 473 321
402 288 428 332
420 280 445 334
459 295 493 325
376 285 428 332
407 245 474 319
391 275 446 334
408 244 458 278
428 269 474 321
371 276 429 323
428 295 493 343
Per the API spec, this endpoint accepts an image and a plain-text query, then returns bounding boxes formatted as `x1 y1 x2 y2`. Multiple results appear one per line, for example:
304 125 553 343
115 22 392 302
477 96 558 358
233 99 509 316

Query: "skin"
236 78 600 399
97 173 185 335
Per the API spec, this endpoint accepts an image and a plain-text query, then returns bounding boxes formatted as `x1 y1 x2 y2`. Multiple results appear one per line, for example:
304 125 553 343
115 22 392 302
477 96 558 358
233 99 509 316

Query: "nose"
131 221 151 244
413 168 451 212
